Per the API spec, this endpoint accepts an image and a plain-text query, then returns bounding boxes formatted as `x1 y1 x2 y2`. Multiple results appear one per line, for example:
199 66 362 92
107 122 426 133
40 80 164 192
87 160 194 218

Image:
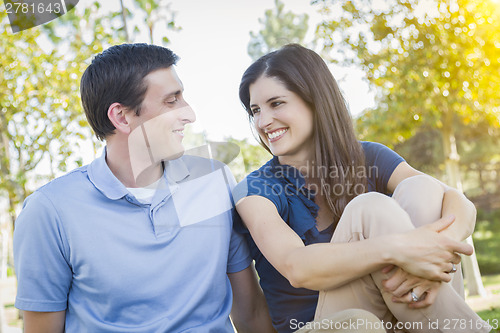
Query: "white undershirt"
127 178 163 204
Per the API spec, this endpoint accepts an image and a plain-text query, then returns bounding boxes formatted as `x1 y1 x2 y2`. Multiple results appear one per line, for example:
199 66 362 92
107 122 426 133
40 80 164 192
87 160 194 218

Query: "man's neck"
105 142 163 188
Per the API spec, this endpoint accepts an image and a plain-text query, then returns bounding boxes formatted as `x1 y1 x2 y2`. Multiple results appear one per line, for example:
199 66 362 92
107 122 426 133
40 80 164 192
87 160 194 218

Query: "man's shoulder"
20 165 91 216
35 165 90 197
181 154 226 167
180 154 228 178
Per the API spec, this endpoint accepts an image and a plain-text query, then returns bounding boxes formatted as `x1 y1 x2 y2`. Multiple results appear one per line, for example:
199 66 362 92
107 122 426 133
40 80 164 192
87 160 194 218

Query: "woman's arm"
387 162 476 241
236 195 471 291
382 161 476 306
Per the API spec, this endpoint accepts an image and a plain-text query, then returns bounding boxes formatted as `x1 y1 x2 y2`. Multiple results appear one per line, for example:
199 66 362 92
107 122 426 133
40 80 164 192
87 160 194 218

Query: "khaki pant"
310 175 490 333
294 309 386 333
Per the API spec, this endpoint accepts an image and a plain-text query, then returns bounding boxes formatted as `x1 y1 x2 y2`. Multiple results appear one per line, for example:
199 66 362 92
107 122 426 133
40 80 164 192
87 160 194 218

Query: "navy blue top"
232 141 405 333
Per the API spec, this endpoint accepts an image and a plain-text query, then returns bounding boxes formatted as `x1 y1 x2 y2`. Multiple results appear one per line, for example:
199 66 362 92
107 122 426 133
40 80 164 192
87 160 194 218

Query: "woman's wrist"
377 235 401 267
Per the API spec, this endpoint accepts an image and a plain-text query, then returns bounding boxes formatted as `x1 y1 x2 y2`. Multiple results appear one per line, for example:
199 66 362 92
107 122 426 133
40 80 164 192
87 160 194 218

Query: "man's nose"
179 104 196 123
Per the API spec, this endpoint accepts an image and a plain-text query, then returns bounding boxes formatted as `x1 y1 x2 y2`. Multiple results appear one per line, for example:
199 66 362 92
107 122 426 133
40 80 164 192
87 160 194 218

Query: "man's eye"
166 96 178 104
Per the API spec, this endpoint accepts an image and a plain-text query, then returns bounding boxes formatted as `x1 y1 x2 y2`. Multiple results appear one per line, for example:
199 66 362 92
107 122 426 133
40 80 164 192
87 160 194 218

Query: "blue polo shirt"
14 150 251 332
232 141 404 333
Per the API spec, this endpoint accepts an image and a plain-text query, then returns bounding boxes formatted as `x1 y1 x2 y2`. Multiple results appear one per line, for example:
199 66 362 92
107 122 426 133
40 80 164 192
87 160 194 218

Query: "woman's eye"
251 108 260 115
272 101 283 107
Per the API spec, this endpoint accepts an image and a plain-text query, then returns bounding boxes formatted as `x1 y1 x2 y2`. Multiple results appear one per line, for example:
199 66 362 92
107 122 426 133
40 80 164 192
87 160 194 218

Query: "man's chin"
161 148 185 161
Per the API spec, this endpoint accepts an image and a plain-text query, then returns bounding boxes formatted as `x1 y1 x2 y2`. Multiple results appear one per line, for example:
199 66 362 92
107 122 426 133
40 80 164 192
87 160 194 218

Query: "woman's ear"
108 102 131 135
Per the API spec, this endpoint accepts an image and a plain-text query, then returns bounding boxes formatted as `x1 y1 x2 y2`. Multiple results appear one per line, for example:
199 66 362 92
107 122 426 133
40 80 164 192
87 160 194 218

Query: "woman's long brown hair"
239 44 366 221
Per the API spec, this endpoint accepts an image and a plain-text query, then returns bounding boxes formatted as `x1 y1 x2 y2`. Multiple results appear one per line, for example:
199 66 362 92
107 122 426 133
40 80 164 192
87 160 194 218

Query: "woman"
233 44 491 333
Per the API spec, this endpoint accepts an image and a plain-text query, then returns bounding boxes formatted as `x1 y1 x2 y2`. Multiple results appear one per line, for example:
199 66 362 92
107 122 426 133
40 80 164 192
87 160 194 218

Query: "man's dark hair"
80 43 179 140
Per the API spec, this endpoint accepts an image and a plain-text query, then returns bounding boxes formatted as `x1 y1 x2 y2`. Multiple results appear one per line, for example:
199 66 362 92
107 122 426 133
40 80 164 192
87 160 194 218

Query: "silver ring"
410 291 419 302
450 263 457 273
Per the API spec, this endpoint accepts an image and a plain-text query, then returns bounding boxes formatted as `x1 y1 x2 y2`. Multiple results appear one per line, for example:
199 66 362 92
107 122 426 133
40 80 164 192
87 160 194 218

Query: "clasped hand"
382 265 443 308
381 215 470 308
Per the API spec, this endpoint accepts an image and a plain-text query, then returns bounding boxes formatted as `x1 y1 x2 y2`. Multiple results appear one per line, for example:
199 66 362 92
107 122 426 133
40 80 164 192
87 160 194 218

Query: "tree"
227 137 271 182
314 0 500 296
132 0 180 45
248 0 309 61
1 0 182 236
118 0 181 45
119 0 130 42
1 13 88 227
1 1 182 324
1 10 100 326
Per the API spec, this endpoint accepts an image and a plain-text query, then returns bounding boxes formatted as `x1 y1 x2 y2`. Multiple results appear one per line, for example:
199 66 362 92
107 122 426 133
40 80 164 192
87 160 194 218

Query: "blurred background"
1 0 499 331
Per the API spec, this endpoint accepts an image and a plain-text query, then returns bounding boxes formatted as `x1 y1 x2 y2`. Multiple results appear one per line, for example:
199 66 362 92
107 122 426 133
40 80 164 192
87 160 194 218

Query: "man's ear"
108 102 132 135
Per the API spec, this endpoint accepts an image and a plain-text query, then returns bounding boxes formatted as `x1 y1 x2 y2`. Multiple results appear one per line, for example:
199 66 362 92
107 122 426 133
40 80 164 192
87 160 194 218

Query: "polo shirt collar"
88 148 190 201
150 157 190 207
88 148 129 200
164 157 190 185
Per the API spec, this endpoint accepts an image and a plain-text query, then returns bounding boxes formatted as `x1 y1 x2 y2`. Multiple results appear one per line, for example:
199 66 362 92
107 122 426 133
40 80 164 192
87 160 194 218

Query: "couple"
13 43 490 333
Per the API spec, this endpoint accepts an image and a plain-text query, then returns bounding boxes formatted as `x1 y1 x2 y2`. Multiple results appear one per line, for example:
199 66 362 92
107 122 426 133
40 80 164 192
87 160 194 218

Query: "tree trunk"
0 256 4 333
1 229 7 280
119 0 130 42
441 119 487 297
0 286 4 333
0 230 6 281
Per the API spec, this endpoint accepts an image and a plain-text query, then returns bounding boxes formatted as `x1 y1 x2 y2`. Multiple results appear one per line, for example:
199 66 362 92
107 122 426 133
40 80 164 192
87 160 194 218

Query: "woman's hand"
382 265 443 308
389 215 471 282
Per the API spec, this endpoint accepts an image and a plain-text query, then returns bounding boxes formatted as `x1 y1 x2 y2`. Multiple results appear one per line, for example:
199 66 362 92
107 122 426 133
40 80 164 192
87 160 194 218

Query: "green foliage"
392 122 500 179
315 0 500 145
227 137 271 182
0 12 91 210
482 274 500 287
130 0 181 44
0 0 182 217
248 0 309 61
391 128 444 175
7 266 14 277
315 0 499 292
458 123 500 167
474 208 500 275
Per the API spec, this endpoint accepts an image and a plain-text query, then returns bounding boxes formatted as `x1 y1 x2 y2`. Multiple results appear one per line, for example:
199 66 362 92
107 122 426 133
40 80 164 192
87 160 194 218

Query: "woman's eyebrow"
266 96 284 103
250 96 285 108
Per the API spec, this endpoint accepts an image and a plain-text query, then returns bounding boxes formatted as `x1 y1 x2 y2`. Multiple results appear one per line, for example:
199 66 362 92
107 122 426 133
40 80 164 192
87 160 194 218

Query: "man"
13 43 274 332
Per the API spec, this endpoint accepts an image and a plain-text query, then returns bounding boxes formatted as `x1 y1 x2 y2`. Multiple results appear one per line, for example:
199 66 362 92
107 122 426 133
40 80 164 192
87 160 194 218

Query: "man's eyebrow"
250 96 284 108
162 88 184 101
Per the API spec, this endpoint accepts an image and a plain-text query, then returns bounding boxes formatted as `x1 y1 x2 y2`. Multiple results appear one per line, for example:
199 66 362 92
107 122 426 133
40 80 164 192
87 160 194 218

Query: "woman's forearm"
284 236 393 290
238 194 472 292
284 216 472 291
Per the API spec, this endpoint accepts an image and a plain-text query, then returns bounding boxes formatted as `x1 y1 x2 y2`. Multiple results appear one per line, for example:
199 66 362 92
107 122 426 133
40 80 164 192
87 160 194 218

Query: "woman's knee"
346 192 401 216
341 192 412 235
393 175 444 201
392 175 444 227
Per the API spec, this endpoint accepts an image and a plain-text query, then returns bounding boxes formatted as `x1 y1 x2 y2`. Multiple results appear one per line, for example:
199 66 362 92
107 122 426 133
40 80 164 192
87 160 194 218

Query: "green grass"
476 274 500 333
3 275 500 331
483 274 500 288
477 308 500 333
474 209 500 276
468 209 500 333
